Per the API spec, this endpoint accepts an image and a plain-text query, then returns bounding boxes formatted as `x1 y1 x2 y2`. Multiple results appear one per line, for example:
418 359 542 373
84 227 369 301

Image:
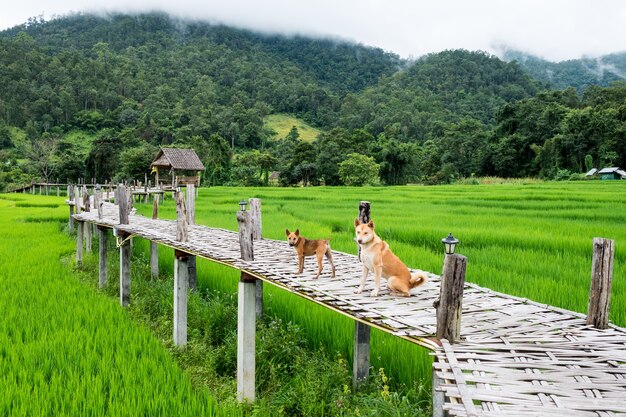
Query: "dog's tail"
325 240 336 277
410 270 428 288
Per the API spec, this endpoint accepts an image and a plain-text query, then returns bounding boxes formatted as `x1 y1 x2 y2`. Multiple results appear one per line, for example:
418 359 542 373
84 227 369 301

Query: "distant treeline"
0 12 624 190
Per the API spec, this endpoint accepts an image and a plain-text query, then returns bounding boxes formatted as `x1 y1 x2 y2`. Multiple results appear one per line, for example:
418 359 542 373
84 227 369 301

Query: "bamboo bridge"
68 187 626 417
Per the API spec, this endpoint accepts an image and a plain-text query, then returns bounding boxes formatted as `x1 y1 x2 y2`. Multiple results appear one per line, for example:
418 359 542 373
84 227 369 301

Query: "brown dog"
354 218 427 296
286 229 336 279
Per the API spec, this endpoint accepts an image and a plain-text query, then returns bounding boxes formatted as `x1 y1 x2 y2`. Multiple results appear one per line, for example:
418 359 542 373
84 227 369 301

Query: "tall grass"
0 195 230 417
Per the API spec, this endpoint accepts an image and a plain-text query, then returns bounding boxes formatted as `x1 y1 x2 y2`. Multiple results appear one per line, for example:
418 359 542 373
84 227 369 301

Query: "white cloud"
1 0 625 61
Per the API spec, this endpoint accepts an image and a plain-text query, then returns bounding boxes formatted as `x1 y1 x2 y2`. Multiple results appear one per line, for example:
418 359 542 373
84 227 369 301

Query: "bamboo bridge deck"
72 202 626 417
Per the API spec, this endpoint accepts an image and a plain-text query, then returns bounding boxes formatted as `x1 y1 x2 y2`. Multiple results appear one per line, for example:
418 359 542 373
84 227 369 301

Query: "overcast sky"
1 0 625 62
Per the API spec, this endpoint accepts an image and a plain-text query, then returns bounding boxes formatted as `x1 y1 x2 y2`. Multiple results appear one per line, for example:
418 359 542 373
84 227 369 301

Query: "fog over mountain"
2 0 626 62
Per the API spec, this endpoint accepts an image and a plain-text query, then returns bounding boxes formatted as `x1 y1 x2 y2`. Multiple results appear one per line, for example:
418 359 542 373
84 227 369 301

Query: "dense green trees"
339 153 380 186
485 85 626 178
0 12 625 190
503 49 626 92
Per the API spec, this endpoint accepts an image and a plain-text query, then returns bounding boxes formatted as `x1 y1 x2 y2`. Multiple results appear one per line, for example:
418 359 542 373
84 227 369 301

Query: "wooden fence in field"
67 186 626 416
11 179 173 197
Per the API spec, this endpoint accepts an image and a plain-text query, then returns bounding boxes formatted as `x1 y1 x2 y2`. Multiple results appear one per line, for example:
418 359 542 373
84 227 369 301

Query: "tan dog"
354 218 427 296
286 229 336 279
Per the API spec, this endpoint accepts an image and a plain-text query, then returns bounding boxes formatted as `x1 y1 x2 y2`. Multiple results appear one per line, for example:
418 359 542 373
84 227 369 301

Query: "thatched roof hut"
150 148 205 187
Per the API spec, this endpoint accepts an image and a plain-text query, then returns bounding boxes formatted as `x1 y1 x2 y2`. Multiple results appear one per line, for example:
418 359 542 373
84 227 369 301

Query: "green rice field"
0 195 231 416
1 181 625 415
140 182 626 325
133 181 626 390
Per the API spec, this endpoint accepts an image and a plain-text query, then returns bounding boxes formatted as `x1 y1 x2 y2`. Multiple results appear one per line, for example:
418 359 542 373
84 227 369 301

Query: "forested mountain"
0 12 400 132
339 50 539 138
0 12 624 190
502 49 626 92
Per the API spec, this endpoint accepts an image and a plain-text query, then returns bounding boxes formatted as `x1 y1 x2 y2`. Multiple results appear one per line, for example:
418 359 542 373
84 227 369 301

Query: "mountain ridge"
500 48 626 91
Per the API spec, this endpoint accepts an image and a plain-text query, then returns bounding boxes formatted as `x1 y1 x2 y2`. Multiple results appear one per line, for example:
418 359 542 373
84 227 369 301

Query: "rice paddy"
133 181 626 387
0 195 230 417
1 181 625 415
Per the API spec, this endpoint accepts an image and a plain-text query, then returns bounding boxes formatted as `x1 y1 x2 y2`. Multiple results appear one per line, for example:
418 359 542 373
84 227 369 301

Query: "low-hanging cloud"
2 0 626 62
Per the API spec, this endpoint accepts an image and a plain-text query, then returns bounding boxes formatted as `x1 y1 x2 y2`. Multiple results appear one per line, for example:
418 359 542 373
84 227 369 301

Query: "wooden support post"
82 186 90 211
172 191 189 346
237 208 256 403
95 185 103 220
68 185 75 232
119 232 131 307
249 198 263 317
76 221 83 267
83 186 92 253
75 186 82 214
118 185 131 307
150 198 159 279
98 226 108 288
118 184 129 224
174 250 189 346
249 198 262 240
432 368 447 417
45 182 49 196
175 189 188 242
357 201 370 261
587 238 615 329
353 201 372 390
186 185 197 291
56 184 60 197
435 254 468 343
85 222 92 253
353 320 371 389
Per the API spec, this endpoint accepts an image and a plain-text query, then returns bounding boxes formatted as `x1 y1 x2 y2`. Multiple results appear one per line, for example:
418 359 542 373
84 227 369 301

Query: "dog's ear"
295 229 300 236
354 217 361 227
285 228 290 236
367 220 375 229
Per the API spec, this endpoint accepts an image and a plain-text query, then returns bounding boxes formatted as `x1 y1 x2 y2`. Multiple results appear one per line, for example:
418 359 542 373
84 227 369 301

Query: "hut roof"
598 167 620 174
150 148 205 171
585 168 598 176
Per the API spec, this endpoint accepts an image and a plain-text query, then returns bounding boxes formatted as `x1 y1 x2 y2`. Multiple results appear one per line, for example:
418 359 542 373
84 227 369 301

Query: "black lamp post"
441 233 459 255
239 199 248 212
